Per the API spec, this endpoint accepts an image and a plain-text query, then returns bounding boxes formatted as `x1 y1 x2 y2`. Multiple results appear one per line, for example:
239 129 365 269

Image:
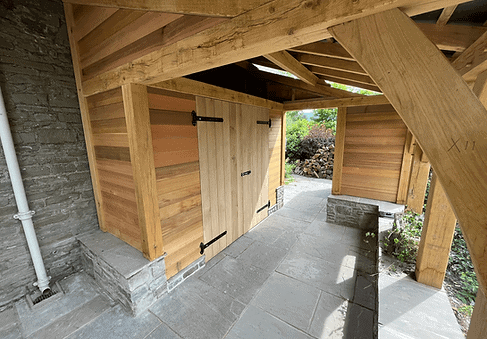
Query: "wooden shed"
62 0 487 335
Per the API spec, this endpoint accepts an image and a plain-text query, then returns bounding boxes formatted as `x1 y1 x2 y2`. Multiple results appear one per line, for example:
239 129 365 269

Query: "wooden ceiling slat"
436 5 457 26
308 66 376 86
80 12 183 68
288 41 354 61
72 5 118 41
294 53 368 75
316 74 382 93
264 51 319 86
452 31 487 83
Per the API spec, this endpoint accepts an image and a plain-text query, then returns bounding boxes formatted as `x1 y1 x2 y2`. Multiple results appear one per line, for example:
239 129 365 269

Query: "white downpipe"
0 87 50 293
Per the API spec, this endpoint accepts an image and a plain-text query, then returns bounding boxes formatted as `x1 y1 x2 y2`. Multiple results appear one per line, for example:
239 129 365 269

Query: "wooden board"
197 97 269 261
268 111 282 206
339 104 407 202
406 143 431 213
149 91 204 278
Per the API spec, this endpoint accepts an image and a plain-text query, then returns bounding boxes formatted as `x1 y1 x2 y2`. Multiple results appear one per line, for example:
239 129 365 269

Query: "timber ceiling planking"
64 0 487 105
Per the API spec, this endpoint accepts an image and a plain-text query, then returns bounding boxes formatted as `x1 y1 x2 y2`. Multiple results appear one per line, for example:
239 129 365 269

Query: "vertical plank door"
197 97 270 261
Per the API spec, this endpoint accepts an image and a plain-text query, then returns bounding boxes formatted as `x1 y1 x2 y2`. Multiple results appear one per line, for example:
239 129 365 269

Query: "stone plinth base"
326 195 379 231
78 231 167 316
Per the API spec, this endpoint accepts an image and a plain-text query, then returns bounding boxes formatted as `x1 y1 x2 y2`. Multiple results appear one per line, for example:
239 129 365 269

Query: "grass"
284 161 295 184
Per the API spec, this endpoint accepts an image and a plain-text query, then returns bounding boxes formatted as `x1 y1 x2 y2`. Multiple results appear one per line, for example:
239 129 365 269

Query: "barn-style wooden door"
196 97 269 261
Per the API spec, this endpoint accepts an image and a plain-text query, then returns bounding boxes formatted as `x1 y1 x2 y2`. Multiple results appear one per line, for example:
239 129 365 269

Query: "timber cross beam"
329 7 487 299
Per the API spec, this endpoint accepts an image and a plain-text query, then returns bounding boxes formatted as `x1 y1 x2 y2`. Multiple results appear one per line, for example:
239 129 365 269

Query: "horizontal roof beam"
283 95 389 111
81 0 472 96
63 0 272 17
264 51 319 85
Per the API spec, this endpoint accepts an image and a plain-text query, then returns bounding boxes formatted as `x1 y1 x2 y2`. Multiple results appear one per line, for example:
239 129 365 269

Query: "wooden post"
396 130 414 204
332 107 346 195
406 143 431 213
330 8 487 297
466 69 487 339
468 289 487 339
122 83 164 260
280 111 286 186
415 171 456 289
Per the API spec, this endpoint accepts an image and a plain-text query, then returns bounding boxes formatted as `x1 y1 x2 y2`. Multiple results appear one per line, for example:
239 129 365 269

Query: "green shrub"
285 112 313 160
382 211 423 263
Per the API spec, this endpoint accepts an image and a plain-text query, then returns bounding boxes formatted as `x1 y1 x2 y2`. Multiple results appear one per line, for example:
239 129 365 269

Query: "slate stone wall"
0 0 98 308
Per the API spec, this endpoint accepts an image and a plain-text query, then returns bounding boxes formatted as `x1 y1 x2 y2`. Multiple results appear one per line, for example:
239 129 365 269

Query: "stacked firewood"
293 144 335 179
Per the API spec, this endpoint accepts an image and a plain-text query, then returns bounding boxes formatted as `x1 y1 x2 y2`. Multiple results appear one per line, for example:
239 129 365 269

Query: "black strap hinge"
192 110 224 126
257 119 271 128
200 231 227 255
241 170 251 177
256 200 271 213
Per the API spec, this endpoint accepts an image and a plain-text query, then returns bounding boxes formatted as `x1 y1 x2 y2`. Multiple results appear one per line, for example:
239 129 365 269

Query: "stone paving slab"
308 291 348 339
276 246 356 301
225 305 314 339
66 303 160 339
251 272 321 333
199 256 270 304
379 273 464 339
149 278 245 339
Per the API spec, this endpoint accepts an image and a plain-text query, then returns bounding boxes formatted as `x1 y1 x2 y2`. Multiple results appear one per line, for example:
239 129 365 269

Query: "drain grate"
33 289 58 305
26 281 64 310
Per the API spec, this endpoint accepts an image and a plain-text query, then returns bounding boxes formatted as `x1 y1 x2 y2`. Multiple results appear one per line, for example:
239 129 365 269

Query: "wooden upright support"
332 107 346 195
330 8 487 297
122 83 164 260
468 289 487 339
415 171 456 289
406 143 431 213
466 69 487 339
396 130 414 204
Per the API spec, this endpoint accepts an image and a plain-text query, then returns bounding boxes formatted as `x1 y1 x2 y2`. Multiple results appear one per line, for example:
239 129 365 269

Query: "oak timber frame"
64 0 487 335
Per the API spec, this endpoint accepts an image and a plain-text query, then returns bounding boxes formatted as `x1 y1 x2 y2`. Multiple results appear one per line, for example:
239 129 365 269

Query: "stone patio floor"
0 175 463 339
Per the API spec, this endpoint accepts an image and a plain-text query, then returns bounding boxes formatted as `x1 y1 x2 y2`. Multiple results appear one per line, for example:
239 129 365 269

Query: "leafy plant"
285 111 313 160
448 226 478 305
382 211 423 263
458 305 474 317
284 161 296 184
311 108 337 131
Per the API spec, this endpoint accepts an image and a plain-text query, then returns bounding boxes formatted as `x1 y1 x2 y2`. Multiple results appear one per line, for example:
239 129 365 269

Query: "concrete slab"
276 247 356 300
199 256 270 304
304 220 347 240
285 195 326 214
66 304 160 339
225 305 314 339
251 272 321 332
379 273 464 339
150 278 245 339
308 291 348 339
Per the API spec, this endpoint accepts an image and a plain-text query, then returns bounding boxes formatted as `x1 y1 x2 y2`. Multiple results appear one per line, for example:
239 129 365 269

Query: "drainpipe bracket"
14 210 35 221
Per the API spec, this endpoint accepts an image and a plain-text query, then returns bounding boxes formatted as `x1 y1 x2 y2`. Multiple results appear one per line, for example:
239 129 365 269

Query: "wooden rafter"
283 95 389 111
264 51 319 86
236 60 359 98
293 53 368 75
316 74 382 93
288 41 354 61
417 23 487 52
330 8 487 297
436 5 457 26
81 0 472 96
307 65 376 86
63 0 271 17
452 31 487 83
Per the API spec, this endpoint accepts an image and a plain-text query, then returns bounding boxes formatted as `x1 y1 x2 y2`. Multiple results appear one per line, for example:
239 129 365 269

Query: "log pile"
293 144 335 179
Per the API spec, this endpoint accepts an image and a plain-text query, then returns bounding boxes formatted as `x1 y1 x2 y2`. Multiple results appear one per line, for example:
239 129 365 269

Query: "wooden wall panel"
268 111 283 206
148 89 204 278
86 88 142 250
340 104 407 202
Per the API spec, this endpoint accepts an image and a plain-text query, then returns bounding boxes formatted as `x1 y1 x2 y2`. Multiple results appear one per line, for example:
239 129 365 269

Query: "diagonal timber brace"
329 8 487 298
